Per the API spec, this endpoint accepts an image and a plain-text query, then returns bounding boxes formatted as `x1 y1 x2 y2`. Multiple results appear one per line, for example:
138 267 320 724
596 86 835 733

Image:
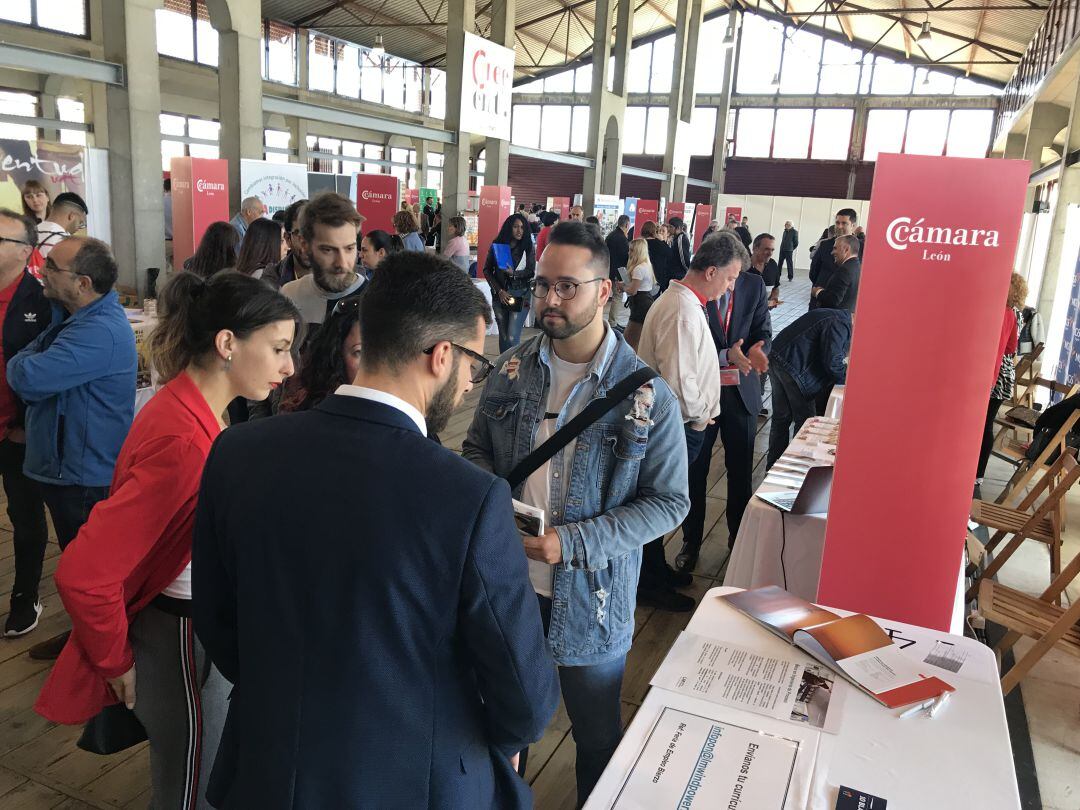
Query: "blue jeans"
538 595 625 808
493 299 528 353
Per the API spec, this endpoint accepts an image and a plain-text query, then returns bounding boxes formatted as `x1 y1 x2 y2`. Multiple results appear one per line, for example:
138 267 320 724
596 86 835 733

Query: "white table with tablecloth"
472 279 501 336
584 586 1020 810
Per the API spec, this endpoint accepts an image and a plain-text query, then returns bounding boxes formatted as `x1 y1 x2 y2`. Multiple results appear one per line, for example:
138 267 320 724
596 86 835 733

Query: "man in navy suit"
193 252 559 809
675 231 772 571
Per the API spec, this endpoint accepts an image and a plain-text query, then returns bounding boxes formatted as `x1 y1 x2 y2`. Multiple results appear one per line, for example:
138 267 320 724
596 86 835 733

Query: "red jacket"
36 372 221 724
991 306 1019 392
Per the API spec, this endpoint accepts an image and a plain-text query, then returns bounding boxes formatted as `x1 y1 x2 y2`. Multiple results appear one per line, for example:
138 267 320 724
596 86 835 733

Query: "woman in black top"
640 221 675 293
483 213 536 353
235 218 287 284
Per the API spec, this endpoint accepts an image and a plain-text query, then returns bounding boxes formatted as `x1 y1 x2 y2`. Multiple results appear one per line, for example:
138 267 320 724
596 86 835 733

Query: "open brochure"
512 499 545 537
722 587 954 710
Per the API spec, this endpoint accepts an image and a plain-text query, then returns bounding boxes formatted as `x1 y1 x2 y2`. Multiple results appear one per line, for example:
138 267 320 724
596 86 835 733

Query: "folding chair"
966 451 1080 603
1009 343 1043 408
977 542 1080 695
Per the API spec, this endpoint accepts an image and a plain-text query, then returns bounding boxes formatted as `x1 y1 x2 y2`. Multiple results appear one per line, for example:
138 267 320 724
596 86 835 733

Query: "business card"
836 785 887 809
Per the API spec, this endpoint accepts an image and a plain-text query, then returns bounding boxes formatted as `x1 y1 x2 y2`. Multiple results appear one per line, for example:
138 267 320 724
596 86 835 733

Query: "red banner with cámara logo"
478 185 512 271
667 202 687 225
170 157 229 270
636 200 660 233
693 204 714 251
817 154 1030 631
724 206 743 228
352 173 399 234
547 196 571 218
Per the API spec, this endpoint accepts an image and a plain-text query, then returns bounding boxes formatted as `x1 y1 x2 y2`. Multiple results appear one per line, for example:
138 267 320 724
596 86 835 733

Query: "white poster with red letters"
460 33 514 141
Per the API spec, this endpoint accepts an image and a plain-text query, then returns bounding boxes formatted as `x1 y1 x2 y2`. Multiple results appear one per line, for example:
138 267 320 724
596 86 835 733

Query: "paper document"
512 499 545 536
609 707 802 810
650 633 844 733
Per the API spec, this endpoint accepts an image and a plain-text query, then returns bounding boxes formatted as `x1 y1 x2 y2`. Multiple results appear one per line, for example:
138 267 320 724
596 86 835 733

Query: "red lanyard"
722 290 735 336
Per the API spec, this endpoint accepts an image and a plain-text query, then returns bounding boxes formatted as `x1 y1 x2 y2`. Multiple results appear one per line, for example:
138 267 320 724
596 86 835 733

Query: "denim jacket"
462 328 690 666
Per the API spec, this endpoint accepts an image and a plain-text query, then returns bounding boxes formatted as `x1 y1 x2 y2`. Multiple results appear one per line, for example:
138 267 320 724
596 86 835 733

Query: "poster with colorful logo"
1054 248 1080 396
420 187 439 208
622 198 639 233
593 194 623 237
350 173 400 234
478 185 512 270
240 159 308 218
170 157 230 269
0 138 87 216
460 33 514 141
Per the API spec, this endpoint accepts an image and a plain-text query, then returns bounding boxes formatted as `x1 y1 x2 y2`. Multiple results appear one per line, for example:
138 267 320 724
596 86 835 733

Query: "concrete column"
1036 79 1080 331
38 86 61 143
208 0 264 208
846 98 870 199
709 12 740 207
294 118 309 167
483 0 514 187
298 27 311 91
582 0 632 211
441 0 475 246
415 139 430 190
421 69 432 119
1021 102 1069 210
661 0 704 202
1003 132 1026 160
101 0 164 293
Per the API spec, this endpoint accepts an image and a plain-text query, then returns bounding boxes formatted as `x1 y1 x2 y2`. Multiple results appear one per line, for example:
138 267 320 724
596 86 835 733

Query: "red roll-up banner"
636 200 660 231
405 188 420 207
693 204 714 251
667 202 687 224
817 153 1030 631
724 206 743 227
547 196 571 217
170 157 229 270
478 185 512 270
351 173 399 234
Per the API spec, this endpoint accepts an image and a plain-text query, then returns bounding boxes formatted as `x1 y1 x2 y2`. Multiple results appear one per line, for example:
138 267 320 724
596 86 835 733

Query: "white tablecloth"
585 586 1020 810
472 279 500 336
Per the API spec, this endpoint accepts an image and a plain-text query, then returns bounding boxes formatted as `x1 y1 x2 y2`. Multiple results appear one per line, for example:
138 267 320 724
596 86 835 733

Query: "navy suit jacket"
706 271 773 415
816 256 860 313
193 395 559 810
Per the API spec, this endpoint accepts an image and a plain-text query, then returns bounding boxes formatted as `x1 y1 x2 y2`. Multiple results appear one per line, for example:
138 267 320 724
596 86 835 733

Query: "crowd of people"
0 186 883 809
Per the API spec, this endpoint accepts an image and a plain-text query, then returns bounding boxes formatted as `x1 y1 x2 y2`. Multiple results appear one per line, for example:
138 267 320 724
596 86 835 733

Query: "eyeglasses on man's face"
528 277 604 301
0 236 30 248
423 341 495 385
43 257 87 279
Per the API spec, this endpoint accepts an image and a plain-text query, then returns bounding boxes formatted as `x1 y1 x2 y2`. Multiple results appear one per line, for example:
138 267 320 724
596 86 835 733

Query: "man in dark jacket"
779 221 799 281
605 215 632 327
193 253 559 810
262 199 309 288
812 234 861 314
669 216 692 281
767 308 852 466
734 217 752 250
809 208 859 309
0 210 53 638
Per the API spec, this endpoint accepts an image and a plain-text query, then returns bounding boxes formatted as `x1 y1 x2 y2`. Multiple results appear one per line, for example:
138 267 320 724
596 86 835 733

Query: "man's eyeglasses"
423 341 495 385
43 258 86 278
528 277 604 301
0 237 30 247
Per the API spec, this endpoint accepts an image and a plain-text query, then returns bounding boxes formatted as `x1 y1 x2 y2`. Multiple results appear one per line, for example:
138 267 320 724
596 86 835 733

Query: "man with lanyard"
675 231 772 573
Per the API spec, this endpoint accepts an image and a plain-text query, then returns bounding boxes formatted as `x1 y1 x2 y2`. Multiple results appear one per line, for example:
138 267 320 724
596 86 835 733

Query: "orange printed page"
797 614 893 663
722 586 841 641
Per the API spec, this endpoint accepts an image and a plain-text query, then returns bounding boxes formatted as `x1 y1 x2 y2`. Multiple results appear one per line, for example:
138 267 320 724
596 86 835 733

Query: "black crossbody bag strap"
506 366 659 489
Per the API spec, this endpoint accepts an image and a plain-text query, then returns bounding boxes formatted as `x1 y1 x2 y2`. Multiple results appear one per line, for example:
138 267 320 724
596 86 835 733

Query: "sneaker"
4 596 42 638
637 586 696 613
28 630 70 660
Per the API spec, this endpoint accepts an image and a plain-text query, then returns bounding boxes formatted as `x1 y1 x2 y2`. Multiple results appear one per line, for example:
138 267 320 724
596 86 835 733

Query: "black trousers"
39 482 109 550
977 397 1003 479
640 425 706 587
778 250 795 280
767 367 817 468
0 439 48 604
682 387 756 549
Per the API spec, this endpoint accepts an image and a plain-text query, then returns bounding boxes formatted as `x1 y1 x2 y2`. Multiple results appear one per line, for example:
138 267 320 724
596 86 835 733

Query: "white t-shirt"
520 350 590 597
631 262 655 294
35 221 68 259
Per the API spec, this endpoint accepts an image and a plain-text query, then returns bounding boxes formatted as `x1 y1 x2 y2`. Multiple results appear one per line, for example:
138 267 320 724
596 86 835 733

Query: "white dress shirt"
335 384 427 436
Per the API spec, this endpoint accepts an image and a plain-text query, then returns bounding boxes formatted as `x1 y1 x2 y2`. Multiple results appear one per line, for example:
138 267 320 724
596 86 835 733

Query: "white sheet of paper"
610 707 803 810
835 646 929 694
650 633 844 733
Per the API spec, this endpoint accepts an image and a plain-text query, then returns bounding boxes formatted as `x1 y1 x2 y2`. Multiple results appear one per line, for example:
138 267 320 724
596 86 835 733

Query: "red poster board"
547 196 571 217
405 188 420 207
693 204 714 251
636 200 660 231
170 157 229 270
667 202 687 225
478 185 512 269
817 154 1030 631
724 206 743 228
351 173 399 234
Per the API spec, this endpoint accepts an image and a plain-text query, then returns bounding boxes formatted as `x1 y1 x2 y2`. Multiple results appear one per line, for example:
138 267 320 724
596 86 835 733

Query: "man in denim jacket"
463 222 690 806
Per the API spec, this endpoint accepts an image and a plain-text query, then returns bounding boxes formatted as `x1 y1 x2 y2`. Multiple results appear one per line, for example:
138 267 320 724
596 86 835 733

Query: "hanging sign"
460 33 514 141
350 172 399 234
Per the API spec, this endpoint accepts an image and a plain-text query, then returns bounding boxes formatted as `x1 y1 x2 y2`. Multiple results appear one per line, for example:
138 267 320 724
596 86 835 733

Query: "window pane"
541 106 572 152
309 35 335 92
266 21 297 84
689 107 717 156
0 91 37 141
189 144 219 159
645 107 669 155
571 106 590 153
623 107 647 154
404 65 423 113
516 77 544 94
511 105 541 148
627 44 652 93
864 109 907 160
779 29 822 94
694 17 729 94
265 152 290 165
913 68 955 94
336 43 361 97
195 2 218 67
735 108 774 157
0 0 32 25
157 7 194 61
544 70 574 93
36 0 87 35
737 15 784 93
946 109 993 157
810 109 852 159
57 97 86 145
161 140 186 172
430 69 446 119
575 64 593 93
871 56 913 94
773 109 812 158
954 77 1000 96
818 40 860 94
650 35 674 93
364 143 383 175
904 109 949 155
361 53 382 102
382 63 406 109
187 118 220 141
341 141 363 176
264 129 291 150
858 54 873 95
160 113 186 137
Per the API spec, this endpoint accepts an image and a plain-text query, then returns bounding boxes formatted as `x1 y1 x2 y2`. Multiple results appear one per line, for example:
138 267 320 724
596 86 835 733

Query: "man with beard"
463 221 690 807
281 192 367 352
192 252 559 809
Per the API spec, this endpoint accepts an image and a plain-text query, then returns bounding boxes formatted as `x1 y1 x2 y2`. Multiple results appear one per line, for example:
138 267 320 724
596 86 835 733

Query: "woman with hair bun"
35 271 300 809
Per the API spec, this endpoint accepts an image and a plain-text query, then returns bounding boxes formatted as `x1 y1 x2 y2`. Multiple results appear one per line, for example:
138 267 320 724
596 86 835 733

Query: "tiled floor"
0 278 1076 808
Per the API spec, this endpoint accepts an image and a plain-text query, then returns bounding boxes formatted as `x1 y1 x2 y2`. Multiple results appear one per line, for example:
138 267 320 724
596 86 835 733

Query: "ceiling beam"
899 0 913 57
772 2 1046 11
645 0 679 25
967 0 990 75
830 0 856 40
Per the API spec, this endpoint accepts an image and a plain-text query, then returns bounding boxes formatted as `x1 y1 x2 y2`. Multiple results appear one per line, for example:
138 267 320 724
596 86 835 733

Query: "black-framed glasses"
43 257 85 277
528 277 604 301
330 295 362 318
0 237 29 247
423 341 495 384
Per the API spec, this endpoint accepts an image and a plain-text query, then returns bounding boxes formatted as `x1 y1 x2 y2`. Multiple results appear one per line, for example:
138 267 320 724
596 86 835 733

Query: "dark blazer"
3 270 51 431
647 237 676 292
193 395 559 810
671 231 692 278
771 308 852 398
816 256 860 313
605 228 630 281
706 270 773 415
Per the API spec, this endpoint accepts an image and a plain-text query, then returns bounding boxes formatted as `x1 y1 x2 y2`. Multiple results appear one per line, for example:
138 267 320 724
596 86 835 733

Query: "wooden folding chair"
977 542 1080 695
1009 342 1044 408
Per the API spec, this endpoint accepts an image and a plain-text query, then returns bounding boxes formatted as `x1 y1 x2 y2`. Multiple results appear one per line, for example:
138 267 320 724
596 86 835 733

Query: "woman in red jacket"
36 271 299 809
976 272 1026 483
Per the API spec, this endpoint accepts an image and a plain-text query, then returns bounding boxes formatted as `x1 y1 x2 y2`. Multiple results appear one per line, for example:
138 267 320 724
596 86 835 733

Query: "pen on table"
898 699 934 719
926 691 950 719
